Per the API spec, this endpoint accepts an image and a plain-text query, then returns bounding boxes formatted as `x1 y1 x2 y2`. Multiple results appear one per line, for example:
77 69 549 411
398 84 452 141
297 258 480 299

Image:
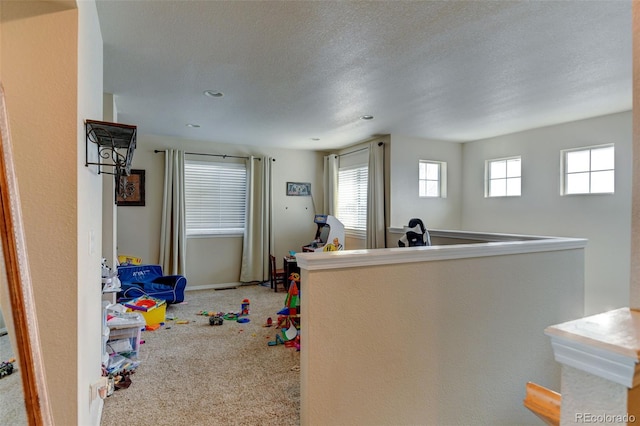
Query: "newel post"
546 309 640 425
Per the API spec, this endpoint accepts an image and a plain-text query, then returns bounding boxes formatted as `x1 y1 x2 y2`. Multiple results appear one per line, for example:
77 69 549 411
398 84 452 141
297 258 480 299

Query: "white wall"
117 134 323 285
102 93 118 269
300 245 585 424
461 111 632 315
77 2 105 424
632 2 640 309
0 1 98 424
389 134 463 230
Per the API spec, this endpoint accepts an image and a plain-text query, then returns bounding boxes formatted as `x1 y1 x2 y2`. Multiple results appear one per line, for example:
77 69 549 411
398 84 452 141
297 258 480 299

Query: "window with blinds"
184 159 247 236
337 164 368 235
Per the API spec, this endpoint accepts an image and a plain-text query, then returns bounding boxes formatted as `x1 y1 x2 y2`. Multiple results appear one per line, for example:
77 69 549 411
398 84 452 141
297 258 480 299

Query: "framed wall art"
286 182 311 196
116 169 145 206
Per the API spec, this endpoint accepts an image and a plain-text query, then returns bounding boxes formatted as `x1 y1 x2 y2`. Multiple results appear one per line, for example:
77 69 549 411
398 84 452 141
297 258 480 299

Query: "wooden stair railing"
523 382 561 426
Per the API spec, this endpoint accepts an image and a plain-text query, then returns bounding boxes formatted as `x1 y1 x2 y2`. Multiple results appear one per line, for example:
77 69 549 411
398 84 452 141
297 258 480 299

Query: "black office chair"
398 218 431 247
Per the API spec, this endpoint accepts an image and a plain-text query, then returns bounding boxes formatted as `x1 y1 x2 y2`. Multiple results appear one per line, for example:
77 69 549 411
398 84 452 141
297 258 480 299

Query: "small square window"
562 144 614 195
419 160 447 198
486 157 521 197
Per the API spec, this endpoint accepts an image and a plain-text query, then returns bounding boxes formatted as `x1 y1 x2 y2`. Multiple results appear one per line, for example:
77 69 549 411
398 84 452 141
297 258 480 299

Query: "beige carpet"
101 284 300 426
0 332 27 425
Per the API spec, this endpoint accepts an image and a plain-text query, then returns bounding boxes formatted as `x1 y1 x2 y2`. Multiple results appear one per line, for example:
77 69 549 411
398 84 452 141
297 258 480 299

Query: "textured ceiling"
96 0 631 150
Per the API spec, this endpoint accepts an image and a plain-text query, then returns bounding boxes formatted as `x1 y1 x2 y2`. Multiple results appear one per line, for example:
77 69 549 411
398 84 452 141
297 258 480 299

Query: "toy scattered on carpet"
0 358 15 378
209 315 224 326
106 369 134 393
269 273 300 350
199 298 251 325
268 334 284 346
198 310 224 317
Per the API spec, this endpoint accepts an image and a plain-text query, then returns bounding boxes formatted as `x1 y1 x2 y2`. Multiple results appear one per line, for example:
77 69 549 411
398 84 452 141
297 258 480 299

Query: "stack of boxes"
102 295 167 391
104 307 145 375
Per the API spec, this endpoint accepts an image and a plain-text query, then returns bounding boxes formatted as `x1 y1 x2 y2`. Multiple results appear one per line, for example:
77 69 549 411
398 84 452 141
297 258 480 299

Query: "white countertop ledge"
295 232 587 271
545 308 640 388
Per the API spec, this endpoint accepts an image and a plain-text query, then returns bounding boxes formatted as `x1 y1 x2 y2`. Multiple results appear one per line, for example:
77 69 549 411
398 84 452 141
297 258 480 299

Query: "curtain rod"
153 150 261 160
338 141 384 158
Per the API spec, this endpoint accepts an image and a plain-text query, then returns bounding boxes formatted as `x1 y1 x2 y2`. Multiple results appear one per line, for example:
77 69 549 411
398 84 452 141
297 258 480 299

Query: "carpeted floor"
0 331 27 425
101 284 300 426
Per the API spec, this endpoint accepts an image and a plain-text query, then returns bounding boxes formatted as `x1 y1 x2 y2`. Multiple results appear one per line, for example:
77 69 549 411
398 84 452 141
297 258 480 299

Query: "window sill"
561 192 615 196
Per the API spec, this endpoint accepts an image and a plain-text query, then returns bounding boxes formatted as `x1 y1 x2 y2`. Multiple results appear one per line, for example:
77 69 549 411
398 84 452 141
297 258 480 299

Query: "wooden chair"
269 254 286 292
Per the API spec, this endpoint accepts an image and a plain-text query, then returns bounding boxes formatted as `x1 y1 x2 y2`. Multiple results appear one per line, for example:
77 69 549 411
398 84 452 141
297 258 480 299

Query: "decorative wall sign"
116 169 145 206
286 182 311 196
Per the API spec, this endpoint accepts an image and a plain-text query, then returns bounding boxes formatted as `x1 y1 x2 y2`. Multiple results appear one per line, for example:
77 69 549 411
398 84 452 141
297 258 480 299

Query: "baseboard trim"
186 282 241 291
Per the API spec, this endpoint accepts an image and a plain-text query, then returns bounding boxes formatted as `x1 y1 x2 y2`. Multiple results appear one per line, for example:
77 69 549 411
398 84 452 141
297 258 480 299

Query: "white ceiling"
95 0 632 151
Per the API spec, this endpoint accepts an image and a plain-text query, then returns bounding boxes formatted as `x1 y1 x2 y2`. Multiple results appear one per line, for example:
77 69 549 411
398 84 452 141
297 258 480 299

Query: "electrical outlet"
90 377 108 400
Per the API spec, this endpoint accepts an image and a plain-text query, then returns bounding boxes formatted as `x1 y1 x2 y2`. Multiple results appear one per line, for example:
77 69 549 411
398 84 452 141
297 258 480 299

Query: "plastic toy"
199 310 225 317
0 358 15 378
269 276 301 348
241 299 250 316
322 237 343 251
288 272 300 283
268 334 284 346
285 280 299 316
209 315 224 326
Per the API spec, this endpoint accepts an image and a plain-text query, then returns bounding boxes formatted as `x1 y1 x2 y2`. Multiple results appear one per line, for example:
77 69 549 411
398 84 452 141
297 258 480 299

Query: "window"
419 160 447 197
184 160 247 236
486 156 521 197
562 144 614 195
337 164 368 235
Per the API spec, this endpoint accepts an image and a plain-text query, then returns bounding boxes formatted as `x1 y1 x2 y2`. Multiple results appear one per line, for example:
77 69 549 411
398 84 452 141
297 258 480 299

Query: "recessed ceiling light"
186 123 200 128
203 90 224 98
360 115 374 120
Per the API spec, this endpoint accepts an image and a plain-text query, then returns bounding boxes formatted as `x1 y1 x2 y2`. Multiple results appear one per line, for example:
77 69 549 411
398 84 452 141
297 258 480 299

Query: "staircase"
523 382 560 426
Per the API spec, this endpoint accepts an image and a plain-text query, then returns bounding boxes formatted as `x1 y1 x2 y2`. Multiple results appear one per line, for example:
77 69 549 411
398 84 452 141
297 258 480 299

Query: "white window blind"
337 164 368 234
184 160 247 236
